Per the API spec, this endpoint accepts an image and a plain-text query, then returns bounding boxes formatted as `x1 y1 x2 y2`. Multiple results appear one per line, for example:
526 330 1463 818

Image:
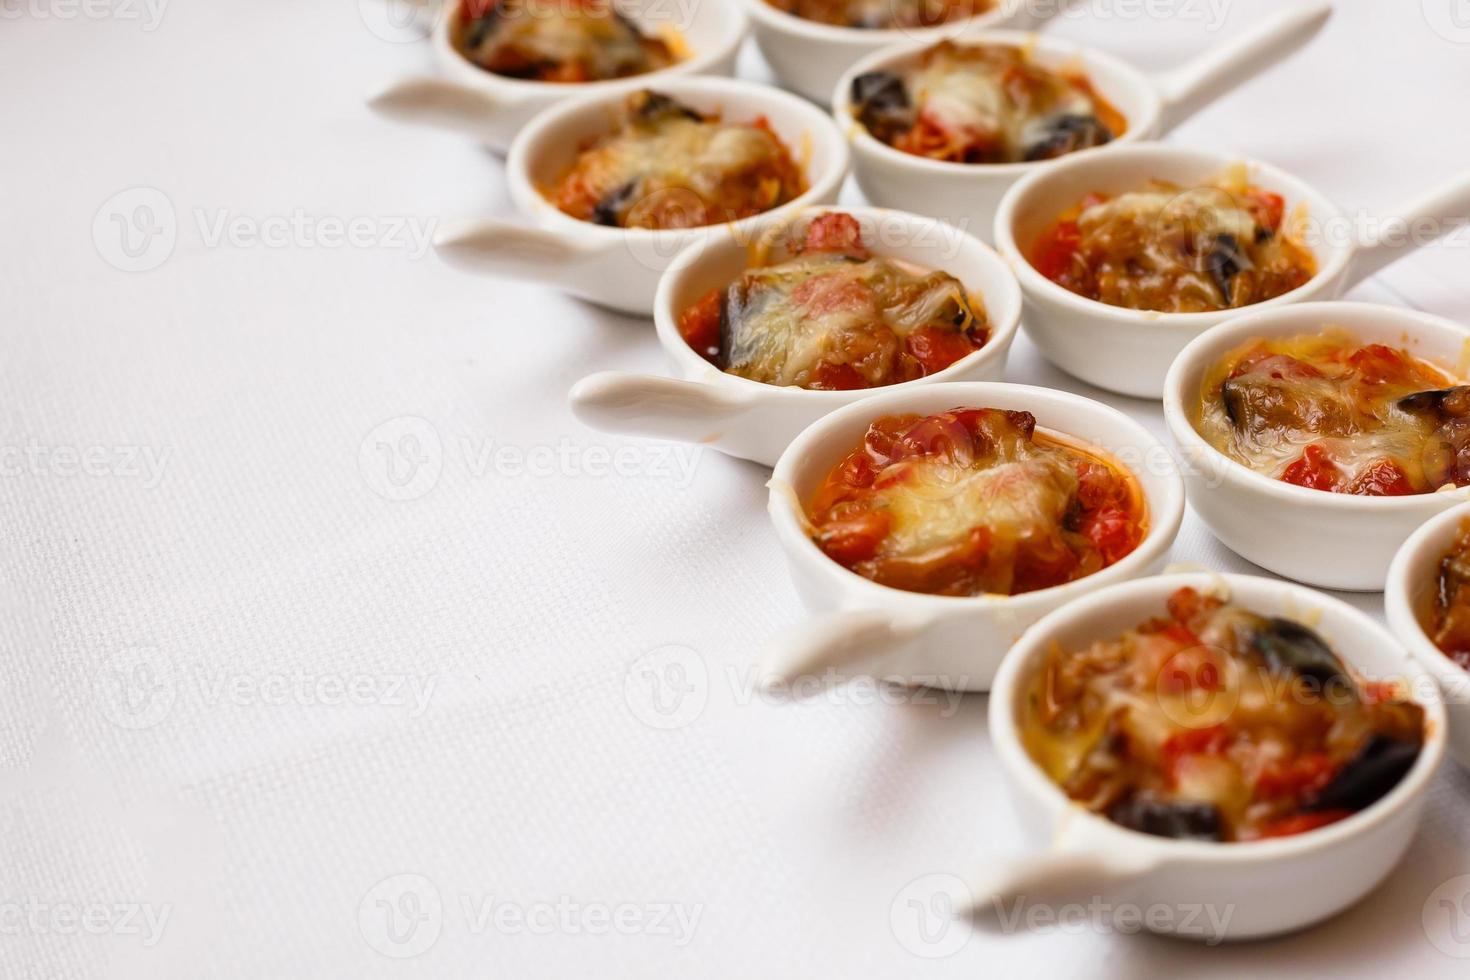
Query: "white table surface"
9 0 1470 976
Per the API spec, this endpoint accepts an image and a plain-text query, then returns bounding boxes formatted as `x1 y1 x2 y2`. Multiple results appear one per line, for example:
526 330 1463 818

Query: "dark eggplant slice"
1204 233 1251 304
1397 385 1470 419
1108 796 1224 841
1247 616 1352 690
627 90 702 127
1308 734 1420 812
461 0 505 49
718 278 781 377
850 71 914 145
1021 114 1113 163
591 181 637 227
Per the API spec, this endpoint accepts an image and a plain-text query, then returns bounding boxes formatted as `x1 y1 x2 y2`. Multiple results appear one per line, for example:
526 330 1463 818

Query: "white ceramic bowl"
742 0 1037 103
761 381 1184 692
567 206 1021 465
995 143 1470 398
1162 301 1470 592
431 77 851 316
835 3 1332 242
979 572 1446 942
1386 502 1470 769
367 0 748 153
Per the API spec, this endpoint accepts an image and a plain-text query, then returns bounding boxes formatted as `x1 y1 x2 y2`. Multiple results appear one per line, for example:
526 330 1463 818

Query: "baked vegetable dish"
1430 520 1470 669
805 407 1145 595
1031 168 1317 313
766 0 994 29
453 0 679 82
677 213 988 390
1193 328 1470 496
1021 587 1426 841
851 42 1126 164
550 90 807 230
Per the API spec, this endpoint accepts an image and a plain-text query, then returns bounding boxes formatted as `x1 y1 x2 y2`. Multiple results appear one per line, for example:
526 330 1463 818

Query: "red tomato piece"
800 212 867 256
816 511 891 565
1345 459 1415 496
677 289 723 360
1245 189 1286 233
1031 221 1081 282
1347 344 1417 386
904 325 978 377
1162 725 1228 778
1281 444 1339 491
811 361 867 391
1078 505 1138 566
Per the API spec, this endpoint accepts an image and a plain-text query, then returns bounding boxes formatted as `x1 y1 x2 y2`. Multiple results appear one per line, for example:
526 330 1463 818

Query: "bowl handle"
367 76 507 138
433 218 613 289
962 849 1162 920
568 372 758 444
1344 172 1470 287
758 610 930 688
1150 1 1332 134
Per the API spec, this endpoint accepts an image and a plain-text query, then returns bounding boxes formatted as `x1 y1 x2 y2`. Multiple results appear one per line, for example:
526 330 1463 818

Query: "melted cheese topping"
1193 328 1466 494
768 0 994 28
853 43 1125 164
1020 588 1426 841
550 92 807 230
455 0 676 82
720 253 983 388
805 409 1145 596
1034 169 1318 313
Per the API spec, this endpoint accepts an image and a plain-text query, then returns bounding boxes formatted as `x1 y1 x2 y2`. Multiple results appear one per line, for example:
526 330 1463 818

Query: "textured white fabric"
8 0 1470 976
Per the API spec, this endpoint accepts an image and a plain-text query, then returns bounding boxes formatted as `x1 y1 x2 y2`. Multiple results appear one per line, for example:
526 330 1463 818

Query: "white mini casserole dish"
569 206 1021 465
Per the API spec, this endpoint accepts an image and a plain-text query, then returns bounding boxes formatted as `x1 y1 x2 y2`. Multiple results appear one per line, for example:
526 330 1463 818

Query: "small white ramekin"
431 76 850 316
996 143 1470 399
1386 502 1470 769
835 3 1332 243
567 206 1021 465
980 572 1445 942
742 0 1036 103
367 0 747 154
1162 301 1470 592
761 381 1184 692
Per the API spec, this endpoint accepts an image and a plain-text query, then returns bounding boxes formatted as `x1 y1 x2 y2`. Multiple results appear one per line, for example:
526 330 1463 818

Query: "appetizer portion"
1031 168 1316 313
453 0 678 82
1021 587 1427 842
677 213 988 390
1193 328 1470 496
851 42 1125 164
550 90 807 230
1430 520 1470 669
806 407 1145 595
767 0 994 29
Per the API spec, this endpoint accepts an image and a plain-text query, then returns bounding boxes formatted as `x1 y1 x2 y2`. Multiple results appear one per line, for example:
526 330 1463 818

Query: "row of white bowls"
369 0 1057 151
379 2 1470 939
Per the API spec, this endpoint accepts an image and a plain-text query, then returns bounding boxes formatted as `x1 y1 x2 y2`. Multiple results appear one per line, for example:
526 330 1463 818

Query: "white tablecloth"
9 0 1470 976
